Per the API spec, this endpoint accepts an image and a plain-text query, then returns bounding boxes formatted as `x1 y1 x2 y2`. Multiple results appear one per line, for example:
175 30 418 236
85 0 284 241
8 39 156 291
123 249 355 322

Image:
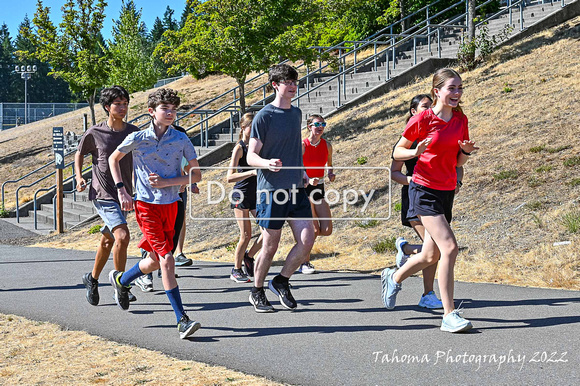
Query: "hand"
117 189 134 211
455 184 461 194
458 140 479 154
414 138 432 156
76 178 87 192
179 184 186 193
309 177 319 186
268 159 282 172
191 183 200 194
148 173 167 188
251 169 258 177
328 172 336 182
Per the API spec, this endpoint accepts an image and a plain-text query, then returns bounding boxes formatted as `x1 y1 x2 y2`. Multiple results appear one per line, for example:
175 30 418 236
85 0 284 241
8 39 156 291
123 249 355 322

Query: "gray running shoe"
441 309 473 333
381 268 402 310
82 272 99 306
177 314 201 339
268 278 297 310
174 253 193 266
135 274 154 292
230 268 250 283
108 270 130 310
249 288 274 313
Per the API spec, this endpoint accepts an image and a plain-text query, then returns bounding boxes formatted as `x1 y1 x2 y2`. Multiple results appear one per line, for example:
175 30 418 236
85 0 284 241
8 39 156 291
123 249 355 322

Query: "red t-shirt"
402 109 469 190
303 138 329 178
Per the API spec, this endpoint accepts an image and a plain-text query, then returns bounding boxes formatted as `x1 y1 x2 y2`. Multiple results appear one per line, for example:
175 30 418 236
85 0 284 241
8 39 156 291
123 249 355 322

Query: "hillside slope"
25 17 580 289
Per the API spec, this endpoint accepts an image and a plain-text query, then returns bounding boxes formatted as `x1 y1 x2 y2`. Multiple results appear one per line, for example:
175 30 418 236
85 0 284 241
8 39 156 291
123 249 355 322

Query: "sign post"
53 127 65 233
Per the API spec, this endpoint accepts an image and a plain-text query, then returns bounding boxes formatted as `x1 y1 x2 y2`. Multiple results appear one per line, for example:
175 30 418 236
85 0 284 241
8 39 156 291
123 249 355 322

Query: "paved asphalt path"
1 244 579 385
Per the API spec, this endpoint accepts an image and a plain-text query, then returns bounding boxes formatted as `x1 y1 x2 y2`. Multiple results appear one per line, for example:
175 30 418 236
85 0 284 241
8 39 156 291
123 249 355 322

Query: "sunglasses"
310 122 326 128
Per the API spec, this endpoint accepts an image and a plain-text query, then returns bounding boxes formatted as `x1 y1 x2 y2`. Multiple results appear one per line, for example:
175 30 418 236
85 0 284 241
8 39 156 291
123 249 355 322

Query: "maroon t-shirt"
77 122 139 201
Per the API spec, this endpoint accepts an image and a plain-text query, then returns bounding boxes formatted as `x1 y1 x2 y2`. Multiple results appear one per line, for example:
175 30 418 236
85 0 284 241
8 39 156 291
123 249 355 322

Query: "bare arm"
247 137 282 172
390 159 411 185
326 141 335 182
393 136 432 161
456 140 479 167
74 151 87 192
227 144 257 183
149 158 202 188
108 149 133 211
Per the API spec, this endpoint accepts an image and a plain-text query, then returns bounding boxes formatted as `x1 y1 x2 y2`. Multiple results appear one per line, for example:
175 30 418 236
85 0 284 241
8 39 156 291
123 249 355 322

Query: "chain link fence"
0 102 89 131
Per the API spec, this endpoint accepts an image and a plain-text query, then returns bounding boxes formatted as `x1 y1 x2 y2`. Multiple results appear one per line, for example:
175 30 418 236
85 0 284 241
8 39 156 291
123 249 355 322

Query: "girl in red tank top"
300 115 336 274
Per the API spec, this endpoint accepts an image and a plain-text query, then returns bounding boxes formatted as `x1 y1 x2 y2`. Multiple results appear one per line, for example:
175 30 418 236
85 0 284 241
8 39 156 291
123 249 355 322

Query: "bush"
356 156 368 165
88 225 102 234
0 205 9 218
372 236 396 253
457 24 513 71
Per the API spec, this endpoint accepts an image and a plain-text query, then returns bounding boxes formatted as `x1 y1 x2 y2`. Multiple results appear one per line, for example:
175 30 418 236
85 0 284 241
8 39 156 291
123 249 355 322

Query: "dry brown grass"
0 313 281 385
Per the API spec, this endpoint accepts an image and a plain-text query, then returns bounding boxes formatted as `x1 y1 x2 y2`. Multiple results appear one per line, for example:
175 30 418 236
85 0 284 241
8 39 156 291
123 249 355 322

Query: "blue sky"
1 0 188 41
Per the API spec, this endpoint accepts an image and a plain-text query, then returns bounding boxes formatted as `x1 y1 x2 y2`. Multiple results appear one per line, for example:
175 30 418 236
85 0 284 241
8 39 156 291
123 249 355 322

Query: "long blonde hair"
239 113 254 140
431 68 463 114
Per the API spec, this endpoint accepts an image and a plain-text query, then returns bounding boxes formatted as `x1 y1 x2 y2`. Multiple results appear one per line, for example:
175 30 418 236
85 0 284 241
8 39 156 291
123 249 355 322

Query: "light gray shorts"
93 199 129 237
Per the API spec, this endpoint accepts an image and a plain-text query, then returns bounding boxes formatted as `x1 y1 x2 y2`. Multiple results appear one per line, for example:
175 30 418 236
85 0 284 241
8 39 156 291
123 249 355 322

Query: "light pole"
14 64 37 125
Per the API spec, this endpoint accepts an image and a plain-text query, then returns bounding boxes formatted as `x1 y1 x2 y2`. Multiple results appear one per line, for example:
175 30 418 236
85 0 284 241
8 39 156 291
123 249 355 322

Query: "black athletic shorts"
305 183 325 202
230 189 256 210
408 181 454 224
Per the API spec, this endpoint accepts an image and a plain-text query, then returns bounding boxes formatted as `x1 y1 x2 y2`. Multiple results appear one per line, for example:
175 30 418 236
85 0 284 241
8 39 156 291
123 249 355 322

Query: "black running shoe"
177 313 201 339
249 288 274 313
108 270 130 310
268 277 297 310
243 251 255 278
82 272 99 306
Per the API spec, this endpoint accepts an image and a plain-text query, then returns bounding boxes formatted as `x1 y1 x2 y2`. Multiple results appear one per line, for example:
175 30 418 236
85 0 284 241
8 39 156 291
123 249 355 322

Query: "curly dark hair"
100 86 130 115
268 64 298 85
148 88 181 110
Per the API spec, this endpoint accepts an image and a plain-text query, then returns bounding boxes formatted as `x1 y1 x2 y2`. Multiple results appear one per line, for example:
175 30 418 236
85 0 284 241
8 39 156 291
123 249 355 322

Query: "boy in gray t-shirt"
247 64 315 313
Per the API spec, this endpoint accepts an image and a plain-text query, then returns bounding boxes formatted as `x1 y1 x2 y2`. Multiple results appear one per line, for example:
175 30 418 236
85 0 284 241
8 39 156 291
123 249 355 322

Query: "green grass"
527 176 543 187
563 156 580 167
535 165 553 173
493 169 518 180
356 219 379 229
567 178 580 187
546 145 571 153
393 202 402 212
525 201 543 210
562 210 580 233
529 145 545 153
372 236 396 253
225 240 237 252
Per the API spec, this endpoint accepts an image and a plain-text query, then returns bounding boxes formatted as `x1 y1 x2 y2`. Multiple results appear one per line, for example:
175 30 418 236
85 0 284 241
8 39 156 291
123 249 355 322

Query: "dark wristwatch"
115 182 125 189
457 180 463 187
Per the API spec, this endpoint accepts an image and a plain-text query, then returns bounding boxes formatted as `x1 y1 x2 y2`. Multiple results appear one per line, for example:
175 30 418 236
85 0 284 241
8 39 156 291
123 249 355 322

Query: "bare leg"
233 208 253 269
253 227 282 288
247 209 263 258
92 233 114 280
174 216 186 256
281 219 315 277
111 224 130 272
409 221 437 294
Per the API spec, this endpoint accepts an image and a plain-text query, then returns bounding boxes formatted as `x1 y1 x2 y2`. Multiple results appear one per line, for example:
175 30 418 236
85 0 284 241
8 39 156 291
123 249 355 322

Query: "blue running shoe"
395 237 409 268
418 291 443 309
381 268 402 310
441 309 473 333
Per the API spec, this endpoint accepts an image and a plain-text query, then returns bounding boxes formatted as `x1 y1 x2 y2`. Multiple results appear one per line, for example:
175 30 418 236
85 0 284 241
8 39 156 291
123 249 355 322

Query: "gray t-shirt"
117 124 197 205
76 122 139 202
250 104 303 191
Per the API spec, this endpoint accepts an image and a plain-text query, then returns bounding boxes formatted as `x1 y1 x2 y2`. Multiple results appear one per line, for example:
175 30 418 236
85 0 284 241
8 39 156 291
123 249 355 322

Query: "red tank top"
303 138 329 178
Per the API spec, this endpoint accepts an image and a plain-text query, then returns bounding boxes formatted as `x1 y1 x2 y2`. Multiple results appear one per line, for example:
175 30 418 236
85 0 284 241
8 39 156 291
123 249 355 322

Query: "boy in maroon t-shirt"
75 85 139 306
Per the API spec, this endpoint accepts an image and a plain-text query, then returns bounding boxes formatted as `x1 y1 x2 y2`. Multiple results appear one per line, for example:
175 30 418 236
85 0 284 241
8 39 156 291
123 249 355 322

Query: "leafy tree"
157 0 322 113
18 0 110 125
0 24 16 102
108 0 159 93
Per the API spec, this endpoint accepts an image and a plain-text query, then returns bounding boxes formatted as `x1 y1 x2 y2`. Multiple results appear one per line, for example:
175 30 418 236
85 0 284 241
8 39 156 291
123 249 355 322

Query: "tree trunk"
88 90 97 126
400 0 408 32
237 78 246 115
468 0 476 41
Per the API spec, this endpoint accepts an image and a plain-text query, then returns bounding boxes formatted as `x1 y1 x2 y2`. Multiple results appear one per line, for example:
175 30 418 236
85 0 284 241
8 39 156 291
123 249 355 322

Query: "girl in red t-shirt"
300 114 335 274
382 68 478 333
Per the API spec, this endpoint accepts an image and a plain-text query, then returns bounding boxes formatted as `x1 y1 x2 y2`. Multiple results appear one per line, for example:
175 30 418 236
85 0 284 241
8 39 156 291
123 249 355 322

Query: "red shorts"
134 200 178 259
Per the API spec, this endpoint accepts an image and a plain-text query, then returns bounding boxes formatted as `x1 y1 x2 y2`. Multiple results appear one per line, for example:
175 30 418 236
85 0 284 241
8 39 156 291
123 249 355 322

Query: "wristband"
115 182 125 189
461 149 471 156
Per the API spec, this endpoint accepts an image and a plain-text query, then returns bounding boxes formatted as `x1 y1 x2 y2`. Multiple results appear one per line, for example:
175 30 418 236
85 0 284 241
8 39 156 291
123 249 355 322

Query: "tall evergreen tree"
0 23 17 102
108 0 160 93
162 6 178 32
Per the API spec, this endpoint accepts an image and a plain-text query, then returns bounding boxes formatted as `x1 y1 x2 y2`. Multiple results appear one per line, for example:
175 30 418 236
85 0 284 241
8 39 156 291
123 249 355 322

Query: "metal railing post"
386 50 390 80
392 38 396 70
509 0 513 26
374 43 377 71
233 89 237 107
520 2 524 31
353 43 357 74
263 86 266 105
318 48 322 73
438 28 442 58
465 0 469 27
561 0 565 7
306 66 310 91
337 76 341 107
230 112 234 142
413 37 417 65
427 5 432 53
